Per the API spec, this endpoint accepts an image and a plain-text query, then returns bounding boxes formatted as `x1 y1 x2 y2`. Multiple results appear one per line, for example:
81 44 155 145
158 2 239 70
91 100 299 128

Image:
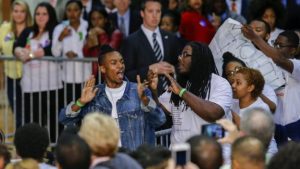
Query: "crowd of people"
0 0 300 169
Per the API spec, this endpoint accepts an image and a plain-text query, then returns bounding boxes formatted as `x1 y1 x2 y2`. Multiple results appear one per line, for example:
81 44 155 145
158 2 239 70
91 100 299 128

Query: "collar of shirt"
105 7 118 14
226 0 242 15
90 156 111 169
117 9 130 36
141 25 164 55
85 0 92 13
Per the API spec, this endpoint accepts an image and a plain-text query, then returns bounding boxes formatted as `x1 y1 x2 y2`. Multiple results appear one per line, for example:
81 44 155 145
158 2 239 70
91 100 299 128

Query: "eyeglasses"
225 66 243 77
178 52 192 59
272 41 296 49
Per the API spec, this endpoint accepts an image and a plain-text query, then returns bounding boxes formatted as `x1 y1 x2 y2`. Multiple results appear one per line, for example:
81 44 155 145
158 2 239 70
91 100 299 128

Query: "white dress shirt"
52 19 91 83
141 25 164 56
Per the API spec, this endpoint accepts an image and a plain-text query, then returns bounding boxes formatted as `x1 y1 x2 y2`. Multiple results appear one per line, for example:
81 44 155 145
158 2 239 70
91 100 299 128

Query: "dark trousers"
23 89 64 142
6 77 22 128
63 82 83 104
275 119 300 147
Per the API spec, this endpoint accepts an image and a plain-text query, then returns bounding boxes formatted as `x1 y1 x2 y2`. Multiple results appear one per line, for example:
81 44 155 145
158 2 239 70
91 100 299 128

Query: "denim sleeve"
143 88 166 129
59 100 100 125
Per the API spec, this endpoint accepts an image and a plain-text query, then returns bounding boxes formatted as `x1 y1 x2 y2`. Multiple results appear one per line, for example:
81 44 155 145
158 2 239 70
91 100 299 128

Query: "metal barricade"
0 56 98 145
0 55 172 147
155 128 172 148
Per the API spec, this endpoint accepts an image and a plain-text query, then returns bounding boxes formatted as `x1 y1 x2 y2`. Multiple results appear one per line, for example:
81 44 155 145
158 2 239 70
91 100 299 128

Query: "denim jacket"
59 81 166 150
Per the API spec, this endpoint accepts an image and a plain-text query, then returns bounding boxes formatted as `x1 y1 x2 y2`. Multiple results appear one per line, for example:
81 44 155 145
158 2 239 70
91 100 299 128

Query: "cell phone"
201 123 225 139
171 143 191 166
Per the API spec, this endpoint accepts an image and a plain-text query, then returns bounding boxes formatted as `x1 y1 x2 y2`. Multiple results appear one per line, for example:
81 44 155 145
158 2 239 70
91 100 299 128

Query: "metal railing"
0 55 171 147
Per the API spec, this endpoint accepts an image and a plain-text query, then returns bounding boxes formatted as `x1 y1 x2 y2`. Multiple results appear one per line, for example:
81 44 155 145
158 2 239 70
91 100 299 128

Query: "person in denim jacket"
59 45 166 150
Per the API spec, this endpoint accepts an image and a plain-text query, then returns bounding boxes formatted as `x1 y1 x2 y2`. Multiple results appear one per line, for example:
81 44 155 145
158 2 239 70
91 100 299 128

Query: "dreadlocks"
171 42 219 107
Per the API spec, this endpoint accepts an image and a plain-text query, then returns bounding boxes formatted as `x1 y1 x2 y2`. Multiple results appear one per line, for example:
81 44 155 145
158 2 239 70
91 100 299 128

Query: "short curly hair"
14 123 49 161
235 67 265 99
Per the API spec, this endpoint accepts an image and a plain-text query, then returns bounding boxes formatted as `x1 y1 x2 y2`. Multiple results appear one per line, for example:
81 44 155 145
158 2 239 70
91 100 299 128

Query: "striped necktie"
119 17 126 37
152 32 168 91
153 33 163 61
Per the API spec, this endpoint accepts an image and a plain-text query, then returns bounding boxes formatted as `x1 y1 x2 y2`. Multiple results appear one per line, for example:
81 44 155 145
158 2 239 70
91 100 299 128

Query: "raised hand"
147 69 158 91
164 73 182 95
58 26 71 41
241 25 259 41
137 75 149 105
149 61 175 75
79 75 98 104
216 119 240 144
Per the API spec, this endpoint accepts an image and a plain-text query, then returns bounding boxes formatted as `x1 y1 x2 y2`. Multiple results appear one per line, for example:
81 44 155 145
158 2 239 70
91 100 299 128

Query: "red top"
83 30 123 76
179 11 216 44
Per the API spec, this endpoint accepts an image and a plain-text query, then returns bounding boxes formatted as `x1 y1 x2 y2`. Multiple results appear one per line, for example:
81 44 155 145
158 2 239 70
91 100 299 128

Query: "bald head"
187 135 223 169
232 136 265 169
240 108 274 151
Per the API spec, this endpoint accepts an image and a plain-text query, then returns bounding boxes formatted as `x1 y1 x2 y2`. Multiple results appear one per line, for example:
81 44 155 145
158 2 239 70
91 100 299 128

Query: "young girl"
230 67 266 121
222 52 277 113
14 2 62 142
52 0 91 103
0 0 32 128
179 0 215 44
248 0 284 45
83 8 122 77
230 67 277 156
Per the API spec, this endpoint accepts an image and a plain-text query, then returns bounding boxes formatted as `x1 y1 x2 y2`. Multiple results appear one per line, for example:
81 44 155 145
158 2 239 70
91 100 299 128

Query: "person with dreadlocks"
164 41 232 144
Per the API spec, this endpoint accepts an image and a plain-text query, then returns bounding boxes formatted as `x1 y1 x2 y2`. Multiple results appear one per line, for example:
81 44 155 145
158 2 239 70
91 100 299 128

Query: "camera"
201 123 225 139
171 143 191 166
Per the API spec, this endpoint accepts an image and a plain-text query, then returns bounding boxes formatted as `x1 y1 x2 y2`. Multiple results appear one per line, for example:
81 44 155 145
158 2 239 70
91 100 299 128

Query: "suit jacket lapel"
138 29 156 62
160 30 169 60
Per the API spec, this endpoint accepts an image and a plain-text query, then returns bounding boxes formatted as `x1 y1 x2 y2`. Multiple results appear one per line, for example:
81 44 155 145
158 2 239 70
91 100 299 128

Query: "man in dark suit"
110 0 142 37
121 0 181 96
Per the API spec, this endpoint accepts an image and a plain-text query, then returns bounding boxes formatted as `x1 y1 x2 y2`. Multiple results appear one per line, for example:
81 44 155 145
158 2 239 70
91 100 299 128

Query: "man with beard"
59 45 166 150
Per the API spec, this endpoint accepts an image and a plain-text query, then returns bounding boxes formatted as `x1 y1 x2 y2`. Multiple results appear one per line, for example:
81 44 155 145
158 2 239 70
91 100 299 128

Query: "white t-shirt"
22 32 62 92
230 97 278 157
105 81 127 146
274 59 300 125
105 81 127 119
228 84 277 120
268 28 284 46
52 19 91 83
170 74 232 144
263 84 278 106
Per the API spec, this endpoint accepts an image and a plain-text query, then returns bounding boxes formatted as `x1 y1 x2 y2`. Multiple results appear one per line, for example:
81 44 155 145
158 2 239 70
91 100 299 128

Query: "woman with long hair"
13 2 62 142
0 0 32 128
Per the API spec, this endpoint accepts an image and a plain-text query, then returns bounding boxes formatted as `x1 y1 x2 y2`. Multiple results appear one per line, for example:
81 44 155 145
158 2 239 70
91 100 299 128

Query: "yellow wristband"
75 99 85 107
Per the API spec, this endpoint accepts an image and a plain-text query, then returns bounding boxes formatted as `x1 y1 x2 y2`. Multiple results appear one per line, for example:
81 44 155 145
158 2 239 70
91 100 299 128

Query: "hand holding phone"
171 143 191 166
201 123 225 139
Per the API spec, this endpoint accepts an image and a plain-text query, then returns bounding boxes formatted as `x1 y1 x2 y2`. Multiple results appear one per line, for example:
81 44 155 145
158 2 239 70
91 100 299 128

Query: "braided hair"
171 42 218 107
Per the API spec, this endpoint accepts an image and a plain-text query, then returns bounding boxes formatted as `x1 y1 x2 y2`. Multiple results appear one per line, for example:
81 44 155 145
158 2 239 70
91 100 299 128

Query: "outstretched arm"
165 73 225 122
241 25 294 73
